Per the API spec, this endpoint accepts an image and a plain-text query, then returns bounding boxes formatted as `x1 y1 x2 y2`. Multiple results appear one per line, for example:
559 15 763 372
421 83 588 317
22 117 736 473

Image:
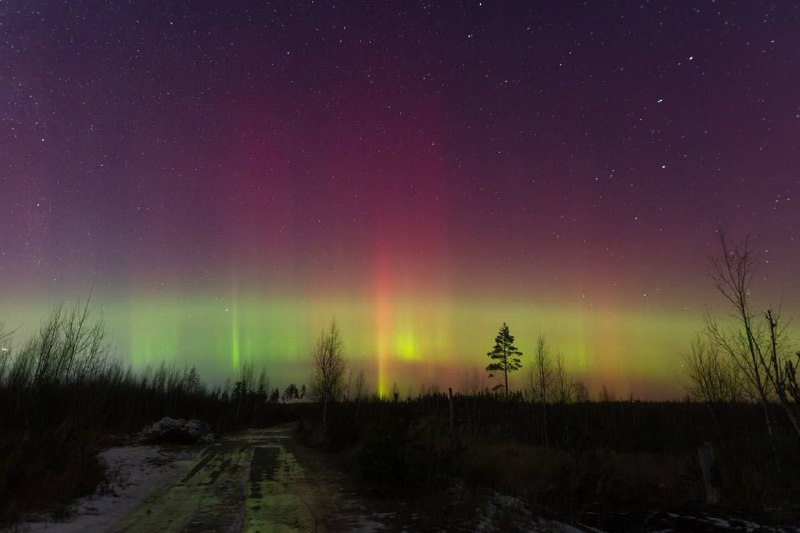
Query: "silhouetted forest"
2 264 799 528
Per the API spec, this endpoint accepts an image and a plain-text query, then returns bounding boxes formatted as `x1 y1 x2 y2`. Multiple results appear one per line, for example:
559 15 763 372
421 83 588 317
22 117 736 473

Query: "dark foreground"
110 425 389 532
15 423 800 533
67 425 577 532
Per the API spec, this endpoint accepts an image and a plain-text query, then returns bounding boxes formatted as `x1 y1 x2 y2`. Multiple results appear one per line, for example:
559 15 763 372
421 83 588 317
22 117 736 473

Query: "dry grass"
456 441 700 517
300 397 800 524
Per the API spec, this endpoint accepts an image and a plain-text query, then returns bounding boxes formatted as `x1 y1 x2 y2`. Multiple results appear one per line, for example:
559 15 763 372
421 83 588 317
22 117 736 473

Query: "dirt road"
20 425 780 532
114 425 384 532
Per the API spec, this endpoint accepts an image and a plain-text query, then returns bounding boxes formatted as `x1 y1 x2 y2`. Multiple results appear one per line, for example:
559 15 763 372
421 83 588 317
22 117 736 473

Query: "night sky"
2 1 799 398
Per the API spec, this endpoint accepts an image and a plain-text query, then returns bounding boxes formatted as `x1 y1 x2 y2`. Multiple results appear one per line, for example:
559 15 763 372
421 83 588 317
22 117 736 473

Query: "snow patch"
17 445 195 532
473 490 583 532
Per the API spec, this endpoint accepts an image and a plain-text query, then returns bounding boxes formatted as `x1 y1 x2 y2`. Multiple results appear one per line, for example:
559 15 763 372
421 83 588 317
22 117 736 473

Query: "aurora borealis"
1 2 799 398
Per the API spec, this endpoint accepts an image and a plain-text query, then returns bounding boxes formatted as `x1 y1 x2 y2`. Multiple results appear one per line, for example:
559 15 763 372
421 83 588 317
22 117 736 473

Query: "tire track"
113 425 342 533
114 443 252 532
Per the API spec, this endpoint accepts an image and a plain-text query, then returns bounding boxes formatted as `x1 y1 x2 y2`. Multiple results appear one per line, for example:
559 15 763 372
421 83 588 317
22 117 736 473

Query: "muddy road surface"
114 425 382 532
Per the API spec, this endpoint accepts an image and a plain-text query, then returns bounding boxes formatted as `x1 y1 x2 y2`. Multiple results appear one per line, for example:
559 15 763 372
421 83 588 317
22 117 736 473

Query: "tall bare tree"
528 335 554 448
553 350 574 404
353 369 366 401
785 352 800 404
462 367 488 436
234 359 255 422
764 309 800 441
528 335 554 401
574 381 590 403
352 369 366 421
706 234 775 434
310 320 347 434
462 366 486 396
257 367 269 398
704 233 800 442
683 334 743 403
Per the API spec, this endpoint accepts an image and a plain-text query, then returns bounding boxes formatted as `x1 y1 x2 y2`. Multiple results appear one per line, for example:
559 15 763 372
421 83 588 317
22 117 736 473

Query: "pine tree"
269 388 280 402
283 383 299 402
486 322 523 397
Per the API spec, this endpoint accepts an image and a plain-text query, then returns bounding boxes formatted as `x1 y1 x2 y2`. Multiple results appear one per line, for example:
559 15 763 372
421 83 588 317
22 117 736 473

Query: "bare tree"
462 367 487 437
234 360 255 423
28 299 108 386
344 369 353 401
310 320 347 434
528 335 553 401
553 350 574 404
599 384 617 402
574 381 590 403
764 309 800 441
353 369 366 421
257 367 269 398
528 335 554 448
683 334 743 403
353 369 366 401
696 232 800 445
462 366 486 396
786 351 800 404
706 234 777 437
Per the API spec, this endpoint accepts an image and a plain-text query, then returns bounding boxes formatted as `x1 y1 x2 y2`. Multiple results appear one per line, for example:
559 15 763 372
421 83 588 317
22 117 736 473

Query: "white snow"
473 490 585 532
15 445 195 532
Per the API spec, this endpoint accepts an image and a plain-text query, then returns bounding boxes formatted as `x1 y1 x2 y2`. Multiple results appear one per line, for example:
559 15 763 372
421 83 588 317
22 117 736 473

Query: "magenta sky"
1 2 798 397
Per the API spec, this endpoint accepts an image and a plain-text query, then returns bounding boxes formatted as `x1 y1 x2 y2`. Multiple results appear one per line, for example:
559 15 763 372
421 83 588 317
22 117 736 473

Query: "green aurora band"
0 291 714 400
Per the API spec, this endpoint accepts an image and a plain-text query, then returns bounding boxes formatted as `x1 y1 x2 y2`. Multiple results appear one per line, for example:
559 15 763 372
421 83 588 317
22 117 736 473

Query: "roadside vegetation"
295 232 800 529
0 300 310 526
2 232 798 528
297 375 800 529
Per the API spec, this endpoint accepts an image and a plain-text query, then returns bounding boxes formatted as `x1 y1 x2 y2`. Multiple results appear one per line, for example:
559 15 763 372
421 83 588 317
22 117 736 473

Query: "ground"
15 425 405 532
15 424 790 532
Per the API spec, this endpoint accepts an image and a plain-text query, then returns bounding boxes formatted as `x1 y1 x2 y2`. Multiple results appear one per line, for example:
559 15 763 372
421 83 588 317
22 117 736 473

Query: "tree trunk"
322 397 328 435
779 401 800 444
448 387 456 445
766 311 800 444
698 442 721 505
541 396 549 450
760 393 774 437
